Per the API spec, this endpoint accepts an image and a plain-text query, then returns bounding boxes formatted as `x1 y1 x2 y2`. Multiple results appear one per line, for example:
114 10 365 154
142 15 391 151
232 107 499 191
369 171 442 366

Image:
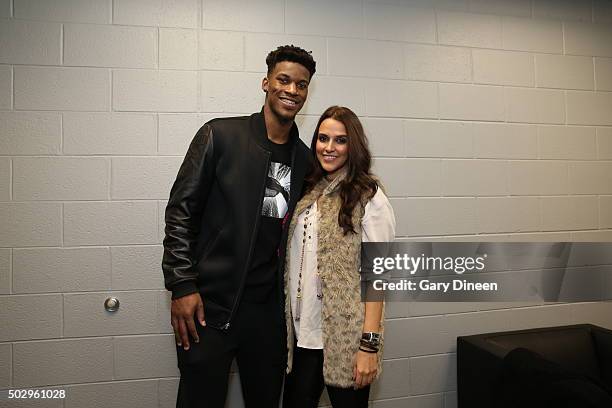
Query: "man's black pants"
175 296 286 408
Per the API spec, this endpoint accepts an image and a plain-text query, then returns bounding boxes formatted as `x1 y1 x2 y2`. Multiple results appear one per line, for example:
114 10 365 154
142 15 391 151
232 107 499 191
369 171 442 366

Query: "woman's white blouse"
288 187 396 349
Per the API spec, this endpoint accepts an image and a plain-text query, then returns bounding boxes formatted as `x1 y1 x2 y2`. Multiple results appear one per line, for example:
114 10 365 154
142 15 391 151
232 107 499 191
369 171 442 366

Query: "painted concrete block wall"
1 0 611 407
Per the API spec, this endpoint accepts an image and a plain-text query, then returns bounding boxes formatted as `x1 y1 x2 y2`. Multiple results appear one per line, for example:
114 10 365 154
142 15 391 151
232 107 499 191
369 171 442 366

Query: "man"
162 45 316 407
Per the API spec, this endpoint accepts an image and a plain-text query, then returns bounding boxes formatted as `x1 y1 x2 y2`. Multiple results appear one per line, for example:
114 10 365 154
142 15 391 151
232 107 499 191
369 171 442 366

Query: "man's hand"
171 292 205 350
353 350 377 389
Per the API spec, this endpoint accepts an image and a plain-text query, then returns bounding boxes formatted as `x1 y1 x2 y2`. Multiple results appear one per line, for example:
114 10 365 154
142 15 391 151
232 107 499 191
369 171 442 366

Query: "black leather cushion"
501 348 612 408
593 329 612 389
487 327 601 380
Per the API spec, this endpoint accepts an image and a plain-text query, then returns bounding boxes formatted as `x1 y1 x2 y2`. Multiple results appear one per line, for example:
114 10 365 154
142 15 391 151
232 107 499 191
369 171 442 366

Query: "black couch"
457 324 612 408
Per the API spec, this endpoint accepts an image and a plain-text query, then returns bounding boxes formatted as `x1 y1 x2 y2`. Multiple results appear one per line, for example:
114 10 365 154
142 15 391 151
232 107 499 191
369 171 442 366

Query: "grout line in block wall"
196 70 201 113
597 194 608 231
9 248 13 295
156 200 160 246
0 377 177 390
505 159 509 197
561 22 566 56
325 38 329 76
155 113 160 154
433 9 439 45
3 244 158 251
9 157 13 201
361 0 365 39
156 27 160 70
595 128 600 161
110 0 114 24
2 287 165 297
241 33 245 72
533 53 538 89
564 162 569 198
60 24 64 65
107 157 112 200
1 375 179 391
469 48 474 85
109 245 113 290
564 90 568 126
3 154 188 158
196 24 201 111
502 85 507 124
109 69 113 113
469 124 475 159
282 0 286 34
155 378 161 408
435 82 440 121
536 126 541 159
198 0 202 29
5 244 146 250
537 196 543 232
61 203 64 246
154 282 160 334
60 294 64 337
592 57 597 91
10 65 14 110
598 196 602 229
59 113 63 153
111 337 116 380
10 343 13 387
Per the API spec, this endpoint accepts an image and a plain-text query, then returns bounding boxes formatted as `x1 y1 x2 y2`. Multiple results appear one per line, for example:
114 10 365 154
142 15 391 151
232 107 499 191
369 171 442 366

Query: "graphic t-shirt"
242 137 293 302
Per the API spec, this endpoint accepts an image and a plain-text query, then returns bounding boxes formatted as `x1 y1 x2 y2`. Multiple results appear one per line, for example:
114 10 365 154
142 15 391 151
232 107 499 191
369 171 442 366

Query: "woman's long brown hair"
305 106 378 235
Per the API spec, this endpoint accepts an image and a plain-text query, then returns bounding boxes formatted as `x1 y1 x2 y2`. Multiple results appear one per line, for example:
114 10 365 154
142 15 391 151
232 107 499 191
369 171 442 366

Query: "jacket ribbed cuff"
170 281 199 300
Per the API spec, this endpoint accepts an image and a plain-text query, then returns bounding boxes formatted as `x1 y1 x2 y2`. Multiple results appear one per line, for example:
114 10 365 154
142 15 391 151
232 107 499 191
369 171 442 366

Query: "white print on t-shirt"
262 162 291 218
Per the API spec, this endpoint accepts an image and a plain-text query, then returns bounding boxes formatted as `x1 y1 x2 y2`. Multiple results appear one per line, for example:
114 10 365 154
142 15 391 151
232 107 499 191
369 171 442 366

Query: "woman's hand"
353 350 378 388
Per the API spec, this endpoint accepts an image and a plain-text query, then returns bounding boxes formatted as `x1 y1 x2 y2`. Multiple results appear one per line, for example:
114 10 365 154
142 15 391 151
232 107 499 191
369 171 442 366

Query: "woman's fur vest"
284 171 384 387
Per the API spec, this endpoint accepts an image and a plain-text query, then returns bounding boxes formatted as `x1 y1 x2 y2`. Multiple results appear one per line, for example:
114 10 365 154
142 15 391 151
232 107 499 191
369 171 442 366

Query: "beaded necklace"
294 204 323 321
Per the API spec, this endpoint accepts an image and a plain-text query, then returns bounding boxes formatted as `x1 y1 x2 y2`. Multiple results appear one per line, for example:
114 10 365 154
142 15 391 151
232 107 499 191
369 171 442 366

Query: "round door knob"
104 297 120 312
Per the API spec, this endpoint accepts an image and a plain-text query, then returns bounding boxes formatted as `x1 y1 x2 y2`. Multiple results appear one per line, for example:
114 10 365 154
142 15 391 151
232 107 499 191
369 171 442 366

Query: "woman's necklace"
295 204 323 321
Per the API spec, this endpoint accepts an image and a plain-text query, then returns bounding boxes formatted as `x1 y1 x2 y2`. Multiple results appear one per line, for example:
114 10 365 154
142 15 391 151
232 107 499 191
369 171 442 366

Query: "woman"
283 106 396 408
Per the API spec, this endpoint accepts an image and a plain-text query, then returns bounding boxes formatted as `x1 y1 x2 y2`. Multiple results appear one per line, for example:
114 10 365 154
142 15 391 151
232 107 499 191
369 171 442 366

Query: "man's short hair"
266 45 316 79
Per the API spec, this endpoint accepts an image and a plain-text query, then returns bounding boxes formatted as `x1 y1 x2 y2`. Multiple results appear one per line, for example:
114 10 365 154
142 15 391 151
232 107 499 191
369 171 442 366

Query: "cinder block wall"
1 0 611 407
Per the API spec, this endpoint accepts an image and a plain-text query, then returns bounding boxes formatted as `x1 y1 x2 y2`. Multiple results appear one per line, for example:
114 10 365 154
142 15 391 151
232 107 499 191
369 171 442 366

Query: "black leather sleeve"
162 124 215 299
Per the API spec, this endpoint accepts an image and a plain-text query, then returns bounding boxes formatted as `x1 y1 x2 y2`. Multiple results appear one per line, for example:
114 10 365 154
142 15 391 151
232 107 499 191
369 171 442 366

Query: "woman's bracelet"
361 332 381 348
359 339 379 352
360 338 380 350
359 346 378 353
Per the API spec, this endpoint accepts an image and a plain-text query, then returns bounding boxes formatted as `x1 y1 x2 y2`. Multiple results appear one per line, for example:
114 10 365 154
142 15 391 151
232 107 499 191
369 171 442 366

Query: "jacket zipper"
277 145 298 306
221 150 271 330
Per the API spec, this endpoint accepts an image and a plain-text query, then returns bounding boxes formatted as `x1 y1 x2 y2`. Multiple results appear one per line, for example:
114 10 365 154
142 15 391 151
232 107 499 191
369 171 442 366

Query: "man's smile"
279 96 299 107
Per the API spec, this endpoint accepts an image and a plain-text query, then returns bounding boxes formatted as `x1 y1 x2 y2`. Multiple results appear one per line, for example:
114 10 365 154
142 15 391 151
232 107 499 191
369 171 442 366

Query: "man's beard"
272 104 297 123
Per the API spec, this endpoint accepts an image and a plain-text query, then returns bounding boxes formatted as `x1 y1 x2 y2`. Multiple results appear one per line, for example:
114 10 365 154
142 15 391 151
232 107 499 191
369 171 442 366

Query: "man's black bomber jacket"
162 110 311 330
